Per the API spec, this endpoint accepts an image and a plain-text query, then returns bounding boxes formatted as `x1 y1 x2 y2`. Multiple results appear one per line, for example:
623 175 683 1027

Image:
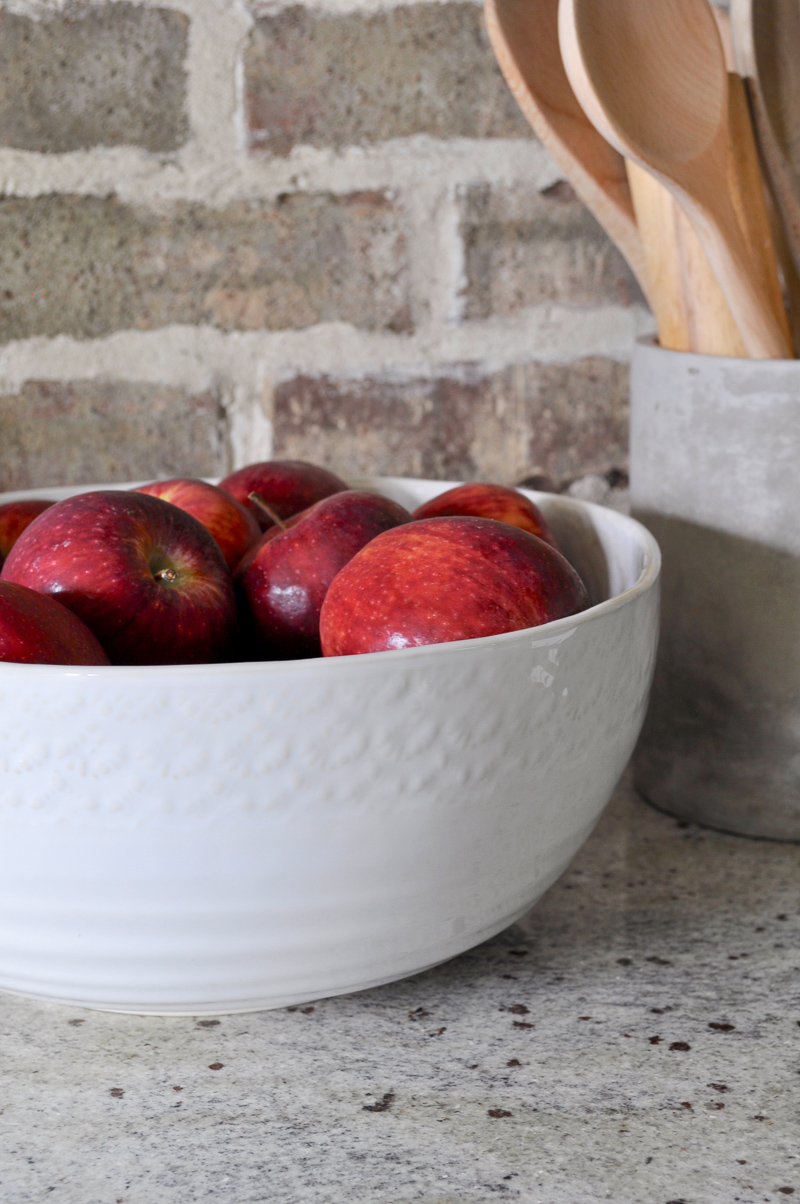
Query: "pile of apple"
0 461 589 667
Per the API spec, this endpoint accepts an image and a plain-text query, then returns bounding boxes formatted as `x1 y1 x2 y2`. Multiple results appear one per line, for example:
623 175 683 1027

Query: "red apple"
236 490 411 658
220 460 348 531
134 478 261 572
0 499 54 565
0 581 109 665
319 516 588 656
1 491 237 665
413 482 559 549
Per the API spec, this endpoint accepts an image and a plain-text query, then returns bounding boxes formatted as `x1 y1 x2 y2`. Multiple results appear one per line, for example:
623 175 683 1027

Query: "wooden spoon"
483 0 649 301
485 0 745 355
559 0 793 359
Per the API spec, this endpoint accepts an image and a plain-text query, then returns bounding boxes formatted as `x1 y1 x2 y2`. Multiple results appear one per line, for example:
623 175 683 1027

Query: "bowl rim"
0 477 660 679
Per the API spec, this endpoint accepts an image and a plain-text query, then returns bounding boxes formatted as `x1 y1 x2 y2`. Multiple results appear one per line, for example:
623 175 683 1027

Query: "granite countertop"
1 771 799 1204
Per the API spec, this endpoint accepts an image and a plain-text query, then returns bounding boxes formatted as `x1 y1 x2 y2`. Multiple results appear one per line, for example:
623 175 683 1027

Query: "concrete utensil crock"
631 339 800 839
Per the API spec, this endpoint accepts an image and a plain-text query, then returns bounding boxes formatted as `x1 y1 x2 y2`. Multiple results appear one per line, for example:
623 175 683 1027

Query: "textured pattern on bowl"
0 477 660 1013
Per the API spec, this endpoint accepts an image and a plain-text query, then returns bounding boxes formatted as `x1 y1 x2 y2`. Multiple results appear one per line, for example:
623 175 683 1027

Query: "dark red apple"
0 499 54 565
236 490 411 658
413 482 559 548
319 516 588 656
1 491 237 665
134 478 261 572
0 581 109 665
220 460 348 530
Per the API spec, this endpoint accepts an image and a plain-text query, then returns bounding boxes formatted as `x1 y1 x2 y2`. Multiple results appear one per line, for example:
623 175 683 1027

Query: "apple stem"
249 493 288 531
154 567 179 584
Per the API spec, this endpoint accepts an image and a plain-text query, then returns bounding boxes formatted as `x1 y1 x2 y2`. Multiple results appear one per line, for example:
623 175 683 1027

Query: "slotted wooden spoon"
559 0 793 359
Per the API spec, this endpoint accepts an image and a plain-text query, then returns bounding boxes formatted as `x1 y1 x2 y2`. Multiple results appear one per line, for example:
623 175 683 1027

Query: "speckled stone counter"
1 772 799 1204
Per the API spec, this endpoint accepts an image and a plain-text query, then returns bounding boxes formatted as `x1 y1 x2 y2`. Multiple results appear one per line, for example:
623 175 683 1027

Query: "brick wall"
0 0 660 497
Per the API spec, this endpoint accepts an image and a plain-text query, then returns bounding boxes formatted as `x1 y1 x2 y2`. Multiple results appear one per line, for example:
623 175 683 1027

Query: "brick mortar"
249 0 485 14
0 0 603 357
0 0 659 472
0 309 652 469
0 0 543 206
0 138 557 205
0 306 654 392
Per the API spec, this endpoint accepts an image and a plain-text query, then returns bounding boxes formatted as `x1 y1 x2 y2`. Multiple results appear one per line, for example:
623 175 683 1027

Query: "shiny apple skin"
1 491 237 666
0 499 54 565
320 516 589 656
0 580 109 665
412 482 559 549
236 490 411 658
135 478 261 572
220 460 348 531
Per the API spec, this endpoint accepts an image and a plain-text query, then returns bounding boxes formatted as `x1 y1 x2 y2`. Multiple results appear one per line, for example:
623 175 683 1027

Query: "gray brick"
0 381 226 492
0 6 189 154
460 180 644 317
272 358 629 485
244 3 531 155
0 192 410 342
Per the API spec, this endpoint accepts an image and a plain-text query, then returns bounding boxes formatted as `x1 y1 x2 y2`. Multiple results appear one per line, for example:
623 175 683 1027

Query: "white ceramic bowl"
0 477 659 1014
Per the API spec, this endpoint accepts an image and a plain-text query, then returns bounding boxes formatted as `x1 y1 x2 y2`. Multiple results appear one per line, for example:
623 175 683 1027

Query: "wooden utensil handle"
681 172 792 357
627 161 747 355
726 73 794 350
